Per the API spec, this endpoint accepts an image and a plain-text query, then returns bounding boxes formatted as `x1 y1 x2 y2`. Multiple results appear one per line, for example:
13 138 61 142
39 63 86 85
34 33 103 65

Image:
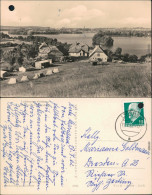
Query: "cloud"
62 5 105 18
56 5 105 27
1 1 151 28
68 5 87 17
57 18 71 27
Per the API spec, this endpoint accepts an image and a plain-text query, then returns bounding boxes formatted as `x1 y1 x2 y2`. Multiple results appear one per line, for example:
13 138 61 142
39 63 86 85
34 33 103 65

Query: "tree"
26 44 39 59
2 50 16 66
128 55 138 63
139 54 151 62
17 36 24 40
122 53 130 62
92 31 114 47
0 49 3 59
139 55 146 62
2 47 24 67
115 47 122 56
104 49 113 61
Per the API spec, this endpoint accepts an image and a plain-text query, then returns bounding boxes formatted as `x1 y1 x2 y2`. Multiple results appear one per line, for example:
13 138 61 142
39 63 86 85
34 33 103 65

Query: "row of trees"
7 27 151 37
95 30 151 37
1 32 71 56
16 35 71 55
1 34 71 70
104 47 151 63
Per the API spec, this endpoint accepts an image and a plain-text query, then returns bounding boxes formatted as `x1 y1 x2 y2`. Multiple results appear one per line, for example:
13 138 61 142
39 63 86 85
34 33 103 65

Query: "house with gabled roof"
38 42 64 62
69 42 89 57
89 45 108 62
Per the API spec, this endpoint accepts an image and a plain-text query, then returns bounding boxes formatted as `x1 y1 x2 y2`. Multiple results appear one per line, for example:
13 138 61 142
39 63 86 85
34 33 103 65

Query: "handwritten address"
80 127 150 192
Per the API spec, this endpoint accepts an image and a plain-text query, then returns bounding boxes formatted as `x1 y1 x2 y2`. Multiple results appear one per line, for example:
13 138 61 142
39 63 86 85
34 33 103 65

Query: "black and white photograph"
0 1 151 97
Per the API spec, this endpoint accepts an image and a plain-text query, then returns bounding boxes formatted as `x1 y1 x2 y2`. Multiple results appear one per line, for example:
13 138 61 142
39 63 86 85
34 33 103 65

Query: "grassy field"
0 61 151 97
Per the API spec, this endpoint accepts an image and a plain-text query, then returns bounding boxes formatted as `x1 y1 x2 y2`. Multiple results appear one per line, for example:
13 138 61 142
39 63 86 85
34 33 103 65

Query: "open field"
0 61 151 97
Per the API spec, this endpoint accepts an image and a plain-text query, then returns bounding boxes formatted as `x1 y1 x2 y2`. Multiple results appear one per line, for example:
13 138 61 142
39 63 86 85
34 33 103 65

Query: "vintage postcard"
0 0 151 194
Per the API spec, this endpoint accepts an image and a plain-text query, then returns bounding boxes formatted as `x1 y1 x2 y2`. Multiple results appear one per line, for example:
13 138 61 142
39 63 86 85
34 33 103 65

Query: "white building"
89 45 108 62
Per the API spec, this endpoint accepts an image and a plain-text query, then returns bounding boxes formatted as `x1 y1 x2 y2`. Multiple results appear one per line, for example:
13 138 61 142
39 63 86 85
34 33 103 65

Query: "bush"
122 53 129 62
121 53 138 63
128 55 138 63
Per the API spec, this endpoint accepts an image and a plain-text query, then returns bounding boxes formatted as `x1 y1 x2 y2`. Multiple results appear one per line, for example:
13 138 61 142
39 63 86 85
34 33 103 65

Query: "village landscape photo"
0 1 151 97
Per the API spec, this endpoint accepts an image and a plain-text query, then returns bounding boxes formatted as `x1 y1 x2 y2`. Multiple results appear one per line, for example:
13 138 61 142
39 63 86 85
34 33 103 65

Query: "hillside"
0 61 151 97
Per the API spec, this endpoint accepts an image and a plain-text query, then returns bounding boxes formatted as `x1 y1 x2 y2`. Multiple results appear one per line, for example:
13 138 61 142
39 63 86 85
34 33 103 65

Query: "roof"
89 45 107 57
0 70 7 74
49 46 61 53
35 60 50 63
39 42 48 49
69 42 89 53
39 43 63 55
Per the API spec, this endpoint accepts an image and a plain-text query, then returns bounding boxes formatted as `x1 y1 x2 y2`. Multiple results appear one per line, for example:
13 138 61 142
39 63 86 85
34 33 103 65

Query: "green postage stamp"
124 102 144 127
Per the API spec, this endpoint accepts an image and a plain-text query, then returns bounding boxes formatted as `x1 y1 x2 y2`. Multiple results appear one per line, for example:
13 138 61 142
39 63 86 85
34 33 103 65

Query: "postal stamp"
124 102 144 127
115 102 147 142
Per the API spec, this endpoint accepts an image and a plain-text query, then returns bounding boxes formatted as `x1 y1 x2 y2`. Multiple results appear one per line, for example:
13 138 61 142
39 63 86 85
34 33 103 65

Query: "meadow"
0 61 151 97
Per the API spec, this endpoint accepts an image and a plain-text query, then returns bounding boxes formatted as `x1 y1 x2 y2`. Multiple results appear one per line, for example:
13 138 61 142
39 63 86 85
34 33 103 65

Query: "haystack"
46 69 53 76
0 71 8 78
33 73 39 79
8 78 16 84
53 68 59 73
21 76 29 82
19 66 26 72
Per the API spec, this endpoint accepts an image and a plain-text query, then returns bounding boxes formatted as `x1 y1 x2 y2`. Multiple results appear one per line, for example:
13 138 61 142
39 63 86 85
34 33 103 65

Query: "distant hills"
1 26 151 31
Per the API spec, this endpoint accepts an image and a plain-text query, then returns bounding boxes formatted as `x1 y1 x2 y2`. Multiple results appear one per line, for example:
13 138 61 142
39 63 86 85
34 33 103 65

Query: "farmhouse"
89 45 108 62
48 46 64 62
38 42 50 59
69 42 89 57
38 42 64 62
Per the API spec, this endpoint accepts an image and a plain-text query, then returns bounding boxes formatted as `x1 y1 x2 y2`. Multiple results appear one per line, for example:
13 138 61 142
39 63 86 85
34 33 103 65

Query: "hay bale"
33 73 39 79
0 71 8 78
19 67 26 72
8 78 16 84
21 76 29 82
46 69 53 76
53 68 59 73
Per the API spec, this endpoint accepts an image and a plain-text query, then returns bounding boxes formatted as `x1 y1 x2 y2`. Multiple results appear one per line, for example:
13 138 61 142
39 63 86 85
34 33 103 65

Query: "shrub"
128 55 138 63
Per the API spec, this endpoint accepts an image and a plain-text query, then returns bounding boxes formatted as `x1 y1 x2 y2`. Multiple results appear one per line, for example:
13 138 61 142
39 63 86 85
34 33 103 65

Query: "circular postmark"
115 111 147 142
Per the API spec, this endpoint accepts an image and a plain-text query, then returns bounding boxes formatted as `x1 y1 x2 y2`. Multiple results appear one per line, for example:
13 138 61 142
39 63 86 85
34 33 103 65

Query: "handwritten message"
1 100 77 190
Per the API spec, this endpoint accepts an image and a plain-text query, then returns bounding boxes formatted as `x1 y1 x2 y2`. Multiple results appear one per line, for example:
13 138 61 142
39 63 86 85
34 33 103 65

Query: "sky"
1 1 151 28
